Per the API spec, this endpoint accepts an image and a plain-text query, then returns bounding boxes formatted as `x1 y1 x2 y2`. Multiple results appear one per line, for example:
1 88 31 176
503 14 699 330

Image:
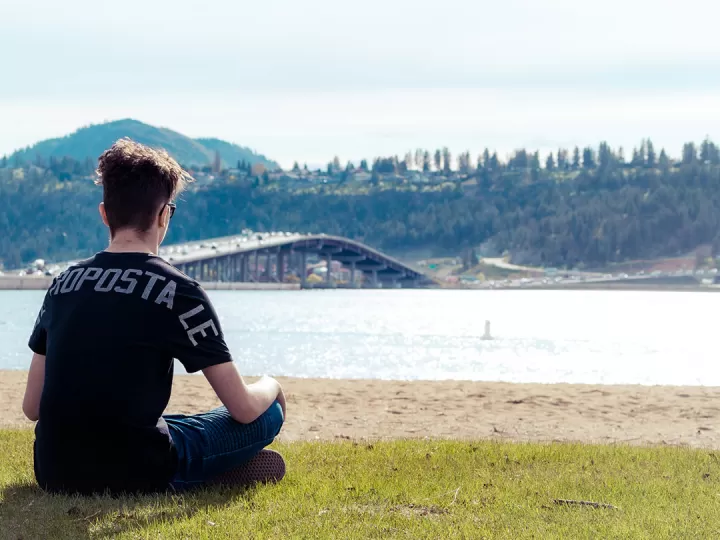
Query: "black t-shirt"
28 251 233 494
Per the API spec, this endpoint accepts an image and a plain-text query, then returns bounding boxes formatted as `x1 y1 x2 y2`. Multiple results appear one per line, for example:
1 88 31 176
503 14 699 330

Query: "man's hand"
204 365 281 424
257 375 286 419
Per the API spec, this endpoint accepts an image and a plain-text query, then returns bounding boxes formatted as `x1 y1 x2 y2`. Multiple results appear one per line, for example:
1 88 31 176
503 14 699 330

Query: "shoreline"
0 277 300 291
2 278 719 293
3 370 720 448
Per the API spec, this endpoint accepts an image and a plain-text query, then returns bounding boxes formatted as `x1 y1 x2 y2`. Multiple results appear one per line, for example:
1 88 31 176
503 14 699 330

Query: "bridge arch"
163 233 429 288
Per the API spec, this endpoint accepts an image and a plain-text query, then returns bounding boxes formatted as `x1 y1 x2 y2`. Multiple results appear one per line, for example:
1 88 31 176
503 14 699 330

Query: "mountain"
8 119 279 169
194 138 276 170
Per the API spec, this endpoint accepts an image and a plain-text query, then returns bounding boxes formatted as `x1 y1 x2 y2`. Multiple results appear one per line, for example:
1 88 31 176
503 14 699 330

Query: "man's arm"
203 363 285 424
23 353 45 421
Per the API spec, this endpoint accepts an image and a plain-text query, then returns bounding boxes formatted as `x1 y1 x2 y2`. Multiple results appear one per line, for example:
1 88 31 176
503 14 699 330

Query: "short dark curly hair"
95 138 192 235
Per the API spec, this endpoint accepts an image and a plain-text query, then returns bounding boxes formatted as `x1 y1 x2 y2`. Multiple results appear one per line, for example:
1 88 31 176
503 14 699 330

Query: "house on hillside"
351 171 372 183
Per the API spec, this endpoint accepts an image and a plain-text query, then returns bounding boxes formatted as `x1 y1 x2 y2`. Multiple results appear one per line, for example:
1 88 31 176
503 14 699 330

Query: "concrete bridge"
160 232 428 288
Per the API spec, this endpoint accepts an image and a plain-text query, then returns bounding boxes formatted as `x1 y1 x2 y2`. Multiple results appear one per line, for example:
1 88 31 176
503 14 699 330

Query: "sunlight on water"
0 289 716 385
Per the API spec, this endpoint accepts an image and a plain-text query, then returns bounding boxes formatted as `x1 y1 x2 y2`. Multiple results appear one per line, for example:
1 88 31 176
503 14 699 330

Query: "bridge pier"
278 251 286 283
240 255 248 282
300 252 307 288
164 234 428 288
325 253 333 286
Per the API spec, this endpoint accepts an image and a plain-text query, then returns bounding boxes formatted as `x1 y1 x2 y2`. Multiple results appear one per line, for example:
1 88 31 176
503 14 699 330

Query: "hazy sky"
3 0 720 167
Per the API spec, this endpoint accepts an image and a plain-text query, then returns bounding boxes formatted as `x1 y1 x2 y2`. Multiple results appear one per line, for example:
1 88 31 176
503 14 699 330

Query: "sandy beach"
2 370 720 448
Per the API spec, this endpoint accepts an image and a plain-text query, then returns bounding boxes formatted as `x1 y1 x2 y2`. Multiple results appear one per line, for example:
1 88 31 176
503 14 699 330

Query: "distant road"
481 257 542 273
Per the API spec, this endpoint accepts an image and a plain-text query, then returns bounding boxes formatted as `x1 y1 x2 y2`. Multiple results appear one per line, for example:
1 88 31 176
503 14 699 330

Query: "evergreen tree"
582 147 595 169
434 149 442 171
682 143 697 165
84 157 94 175
557 149 568 170
658 149 670 170
572 147 581 169
646 139 656 168
332 156 341 172
212 151 222 174
442 147 452 173
510 149 528 169
617 147 625 165
360 159 368 171
700 138 719 164
423 151 431 172
530 151 540 170
457 151 472 174
404 152 413 171
292 161 301 172
545 152 555 171
638 140 648 166
598 142 612 169
414 149 424 170
482 148 491 169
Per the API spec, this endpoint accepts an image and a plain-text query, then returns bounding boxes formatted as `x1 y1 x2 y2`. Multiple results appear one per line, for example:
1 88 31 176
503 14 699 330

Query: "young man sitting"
22 139 286 494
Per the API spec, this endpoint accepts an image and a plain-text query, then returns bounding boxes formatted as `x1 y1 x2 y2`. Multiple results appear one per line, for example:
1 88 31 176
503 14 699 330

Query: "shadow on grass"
0 481 258 539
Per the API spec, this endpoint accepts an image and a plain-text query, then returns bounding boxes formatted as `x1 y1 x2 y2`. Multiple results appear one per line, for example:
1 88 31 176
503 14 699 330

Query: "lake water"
0 289 717 386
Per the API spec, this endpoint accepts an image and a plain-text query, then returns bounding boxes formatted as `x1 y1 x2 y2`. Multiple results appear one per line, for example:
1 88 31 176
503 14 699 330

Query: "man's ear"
99 202 110 227
158 205 170 229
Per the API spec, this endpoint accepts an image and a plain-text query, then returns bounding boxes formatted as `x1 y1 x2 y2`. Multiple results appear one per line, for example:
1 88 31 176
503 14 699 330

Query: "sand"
2 370 720 448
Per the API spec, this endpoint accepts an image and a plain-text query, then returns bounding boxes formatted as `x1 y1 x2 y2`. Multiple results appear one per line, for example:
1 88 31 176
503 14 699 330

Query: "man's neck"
106 230 159 255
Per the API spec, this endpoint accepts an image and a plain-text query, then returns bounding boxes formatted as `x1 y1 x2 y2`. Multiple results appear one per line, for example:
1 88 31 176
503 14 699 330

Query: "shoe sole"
209 449 286 487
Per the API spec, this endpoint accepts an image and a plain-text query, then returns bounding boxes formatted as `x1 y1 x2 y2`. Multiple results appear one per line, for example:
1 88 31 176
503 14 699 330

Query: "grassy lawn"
2 430 720 539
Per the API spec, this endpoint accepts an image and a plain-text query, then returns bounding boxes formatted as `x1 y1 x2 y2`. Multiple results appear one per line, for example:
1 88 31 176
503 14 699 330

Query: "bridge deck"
159 232 428 287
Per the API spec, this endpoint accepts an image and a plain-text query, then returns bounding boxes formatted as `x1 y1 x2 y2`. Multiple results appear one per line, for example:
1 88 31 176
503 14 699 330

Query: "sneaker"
209 449 286 487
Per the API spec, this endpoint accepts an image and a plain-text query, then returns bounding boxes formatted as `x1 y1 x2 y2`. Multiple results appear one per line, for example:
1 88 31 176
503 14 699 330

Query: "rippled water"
1 289 717 385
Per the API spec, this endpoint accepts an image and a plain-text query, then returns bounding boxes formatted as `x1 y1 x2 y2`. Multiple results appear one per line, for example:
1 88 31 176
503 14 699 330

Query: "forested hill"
6 119 278 170
2 138 720 270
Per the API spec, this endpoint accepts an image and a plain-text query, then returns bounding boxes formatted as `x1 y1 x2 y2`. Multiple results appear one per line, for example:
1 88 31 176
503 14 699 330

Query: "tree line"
298 138 720 177
2 138 720 270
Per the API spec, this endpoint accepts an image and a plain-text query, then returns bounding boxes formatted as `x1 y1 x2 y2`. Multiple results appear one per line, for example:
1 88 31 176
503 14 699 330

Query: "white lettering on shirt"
59 268 84 294
94 268 122 292
154 280 177 309
74 267 103 291
178 305 205 329
142 272 166 300
186 319 219 347
178 304 217 346
114 268 143 294
48 272 67 295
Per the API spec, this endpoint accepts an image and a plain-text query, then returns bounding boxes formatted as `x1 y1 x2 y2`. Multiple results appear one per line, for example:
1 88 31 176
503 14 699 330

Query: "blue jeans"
164 401 284 490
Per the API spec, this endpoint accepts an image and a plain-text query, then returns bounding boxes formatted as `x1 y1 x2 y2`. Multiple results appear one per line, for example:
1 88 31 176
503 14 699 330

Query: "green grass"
2 430 720 539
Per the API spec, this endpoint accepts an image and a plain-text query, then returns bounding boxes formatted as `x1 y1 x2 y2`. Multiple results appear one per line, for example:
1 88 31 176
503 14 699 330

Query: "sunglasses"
164 203 176 220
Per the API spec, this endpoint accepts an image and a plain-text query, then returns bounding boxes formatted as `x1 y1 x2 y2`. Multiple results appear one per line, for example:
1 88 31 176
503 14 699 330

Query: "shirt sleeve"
28 290 52 355
169 282 233 373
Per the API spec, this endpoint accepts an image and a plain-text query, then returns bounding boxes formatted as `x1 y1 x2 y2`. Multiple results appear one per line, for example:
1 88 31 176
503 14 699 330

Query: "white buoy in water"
481 320 493 340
